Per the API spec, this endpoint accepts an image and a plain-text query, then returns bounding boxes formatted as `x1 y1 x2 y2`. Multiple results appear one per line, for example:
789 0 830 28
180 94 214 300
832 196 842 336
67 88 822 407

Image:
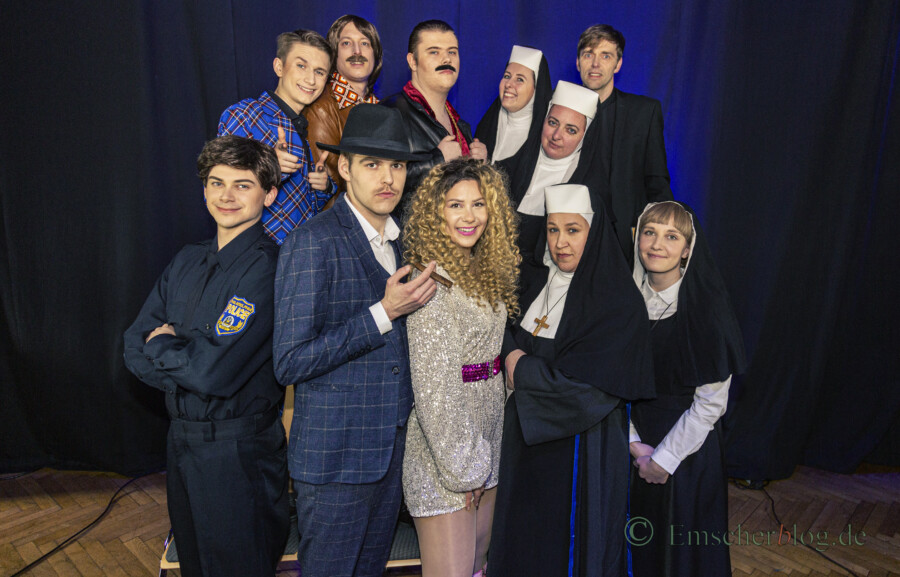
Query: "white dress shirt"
345 196 399 335
630 273 731 475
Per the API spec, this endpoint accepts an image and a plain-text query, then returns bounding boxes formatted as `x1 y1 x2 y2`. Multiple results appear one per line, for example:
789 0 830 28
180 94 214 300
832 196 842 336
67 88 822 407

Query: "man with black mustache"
381 19 487 205
306 15 384 191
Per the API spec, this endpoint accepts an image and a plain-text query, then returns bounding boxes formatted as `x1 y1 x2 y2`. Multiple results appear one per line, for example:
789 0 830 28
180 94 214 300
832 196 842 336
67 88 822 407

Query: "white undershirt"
519 263 574 339
345 196 398 335
517 148 582 216
629 273 731 475
492 94 535 162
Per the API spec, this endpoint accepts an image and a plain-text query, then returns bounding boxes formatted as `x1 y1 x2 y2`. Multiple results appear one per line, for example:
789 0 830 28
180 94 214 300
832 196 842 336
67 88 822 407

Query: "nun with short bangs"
488 184 655 577
629 201 746 577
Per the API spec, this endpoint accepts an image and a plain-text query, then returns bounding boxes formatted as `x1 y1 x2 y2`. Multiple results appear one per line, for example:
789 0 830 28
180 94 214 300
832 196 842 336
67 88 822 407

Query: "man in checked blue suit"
274 104 437 577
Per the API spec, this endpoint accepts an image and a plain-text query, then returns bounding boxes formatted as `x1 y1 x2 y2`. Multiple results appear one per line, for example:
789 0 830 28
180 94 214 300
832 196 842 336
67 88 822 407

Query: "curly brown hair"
403 158 520 317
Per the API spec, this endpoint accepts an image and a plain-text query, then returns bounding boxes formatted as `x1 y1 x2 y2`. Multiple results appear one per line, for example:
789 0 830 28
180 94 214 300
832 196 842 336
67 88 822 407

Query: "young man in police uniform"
124 135 288 577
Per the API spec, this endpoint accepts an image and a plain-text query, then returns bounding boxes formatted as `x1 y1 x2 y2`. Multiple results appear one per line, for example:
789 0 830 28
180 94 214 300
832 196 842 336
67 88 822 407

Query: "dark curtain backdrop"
1 1 898 477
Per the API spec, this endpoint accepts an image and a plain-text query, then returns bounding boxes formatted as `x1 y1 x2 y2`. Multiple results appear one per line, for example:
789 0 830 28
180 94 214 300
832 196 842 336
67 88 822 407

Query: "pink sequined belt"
461 356 501 382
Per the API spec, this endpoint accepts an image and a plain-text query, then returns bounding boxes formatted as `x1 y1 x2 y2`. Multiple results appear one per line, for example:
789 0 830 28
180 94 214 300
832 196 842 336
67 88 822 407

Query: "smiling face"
334 22 375 86
407 30 460 95
339 153 407 231
577 39 622 101
204 165 277 248
547 213 590 272
499 62 536 113
273 42 331 113
541 105 587 159
441 179 488 255
638 217 691 290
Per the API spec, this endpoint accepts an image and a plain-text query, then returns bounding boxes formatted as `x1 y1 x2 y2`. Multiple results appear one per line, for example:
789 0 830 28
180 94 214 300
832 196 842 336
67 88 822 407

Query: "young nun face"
499 62 536 113
442 179 488 255
541 105 587 160
547 213 590 272
638 217 692 286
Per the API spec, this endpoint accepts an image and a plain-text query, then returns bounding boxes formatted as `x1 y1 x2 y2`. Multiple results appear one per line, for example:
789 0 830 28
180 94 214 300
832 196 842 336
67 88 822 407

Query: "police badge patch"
216 296 256 336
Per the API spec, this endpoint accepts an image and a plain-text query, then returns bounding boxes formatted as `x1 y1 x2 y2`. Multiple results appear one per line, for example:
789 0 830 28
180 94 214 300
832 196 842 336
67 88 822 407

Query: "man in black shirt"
124 136 288 577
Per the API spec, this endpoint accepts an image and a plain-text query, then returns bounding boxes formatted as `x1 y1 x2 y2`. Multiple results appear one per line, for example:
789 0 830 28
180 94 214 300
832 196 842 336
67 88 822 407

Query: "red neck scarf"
403 81 470 156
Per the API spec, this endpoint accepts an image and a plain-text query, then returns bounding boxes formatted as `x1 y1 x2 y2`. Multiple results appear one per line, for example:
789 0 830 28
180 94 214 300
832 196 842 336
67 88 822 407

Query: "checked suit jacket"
274 194 413 485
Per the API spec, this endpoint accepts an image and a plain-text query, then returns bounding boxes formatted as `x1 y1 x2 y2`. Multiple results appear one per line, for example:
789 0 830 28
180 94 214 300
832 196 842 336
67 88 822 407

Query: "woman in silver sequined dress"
402 158 520 577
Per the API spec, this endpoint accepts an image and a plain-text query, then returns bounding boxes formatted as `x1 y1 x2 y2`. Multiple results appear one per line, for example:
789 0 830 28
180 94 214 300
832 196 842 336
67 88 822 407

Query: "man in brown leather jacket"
305 15 383 192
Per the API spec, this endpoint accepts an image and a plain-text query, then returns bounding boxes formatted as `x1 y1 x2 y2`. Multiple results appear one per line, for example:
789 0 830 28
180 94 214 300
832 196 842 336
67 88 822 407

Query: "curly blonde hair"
403 158 520 317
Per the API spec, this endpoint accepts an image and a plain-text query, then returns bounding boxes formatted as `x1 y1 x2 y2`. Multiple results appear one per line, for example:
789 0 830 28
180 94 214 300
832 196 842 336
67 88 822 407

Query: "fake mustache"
435 64 457 73
346 54 369 64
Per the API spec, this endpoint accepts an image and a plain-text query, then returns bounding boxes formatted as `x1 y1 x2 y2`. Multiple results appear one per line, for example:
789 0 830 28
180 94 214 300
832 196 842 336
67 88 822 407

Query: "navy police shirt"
123 222 281 421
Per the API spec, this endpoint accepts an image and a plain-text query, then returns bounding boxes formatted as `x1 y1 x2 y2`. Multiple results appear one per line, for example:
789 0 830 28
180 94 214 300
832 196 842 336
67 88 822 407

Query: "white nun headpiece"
545 183 595 226
508 45 543 79
549 81 598 120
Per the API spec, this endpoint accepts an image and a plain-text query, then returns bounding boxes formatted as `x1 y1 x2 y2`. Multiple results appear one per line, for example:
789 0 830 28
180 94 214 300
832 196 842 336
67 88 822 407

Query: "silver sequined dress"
403 266 507 517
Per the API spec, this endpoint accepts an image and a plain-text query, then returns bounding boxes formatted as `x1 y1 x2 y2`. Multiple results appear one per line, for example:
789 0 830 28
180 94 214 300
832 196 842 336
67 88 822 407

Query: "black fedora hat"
317 104 431 161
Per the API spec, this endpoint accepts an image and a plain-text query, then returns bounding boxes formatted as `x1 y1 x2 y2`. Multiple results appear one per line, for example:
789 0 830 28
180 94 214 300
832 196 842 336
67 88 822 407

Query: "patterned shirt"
330 71 378 109
218 91 331 245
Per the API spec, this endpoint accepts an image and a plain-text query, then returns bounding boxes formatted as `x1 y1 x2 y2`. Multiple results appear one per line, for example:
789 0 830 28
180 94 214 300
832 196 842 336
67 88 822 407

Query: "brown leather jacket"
304 86 351 193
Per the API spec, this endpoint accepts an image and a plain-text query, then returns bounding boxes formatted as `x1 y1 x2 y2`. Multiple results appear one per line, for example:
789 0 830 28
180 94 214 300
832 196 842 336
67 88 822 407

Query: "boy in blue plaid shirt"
219 29 335 245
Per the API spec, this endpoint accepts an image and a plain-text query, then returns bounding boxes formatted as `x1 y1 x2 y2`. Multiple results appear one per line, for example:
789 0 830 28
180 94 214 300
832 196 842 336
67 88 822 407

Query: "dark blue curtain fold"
1 1 898 477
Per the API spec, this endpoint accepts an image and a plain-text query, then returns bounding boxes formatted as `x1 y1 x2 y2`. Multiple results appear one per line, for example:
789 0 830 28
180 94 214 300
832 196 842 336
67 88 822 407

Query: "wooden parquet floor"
0 466 898 576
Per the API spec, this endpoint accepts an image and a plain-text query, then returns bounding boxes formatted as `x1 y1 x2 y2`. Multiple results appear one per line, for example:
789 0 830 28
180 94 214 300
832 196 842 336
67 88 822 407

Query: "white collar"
520 260 575 339
640 273 682 304
345 196 400 243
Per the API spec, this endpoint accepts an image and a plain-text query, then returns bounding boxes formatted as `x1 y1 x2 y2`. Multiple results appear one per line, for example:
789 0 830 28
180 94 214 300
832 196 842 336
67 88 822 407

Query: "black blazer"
606 89 674 262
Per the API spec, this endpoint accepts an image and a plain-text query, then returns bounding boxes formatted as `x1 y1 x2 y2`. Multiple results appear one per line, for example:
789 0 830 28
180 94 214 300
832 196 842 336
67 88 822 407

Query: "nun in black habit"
474 45 552 163
487 184 655 577
499 81 616 267
628 201 746 577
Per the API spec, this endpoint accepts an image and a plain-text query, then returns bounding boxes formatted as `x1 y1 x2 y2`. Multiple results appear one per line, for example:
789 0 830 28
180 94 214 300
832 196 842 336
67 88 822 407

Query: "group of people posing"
123 15 746 577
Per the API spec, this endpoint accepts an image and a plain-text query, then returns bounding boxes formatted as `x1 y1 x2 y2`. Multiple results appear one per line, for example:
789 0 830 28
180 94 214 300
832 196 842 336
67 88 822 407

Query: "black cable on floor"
731 478 862 577
9 470 160 577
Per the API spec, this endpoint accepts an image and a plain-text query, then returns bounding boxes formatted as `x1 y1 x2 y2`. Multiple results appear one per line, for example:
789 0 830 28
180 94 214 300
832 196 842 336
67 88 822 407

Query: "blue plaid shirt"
218 91 332 245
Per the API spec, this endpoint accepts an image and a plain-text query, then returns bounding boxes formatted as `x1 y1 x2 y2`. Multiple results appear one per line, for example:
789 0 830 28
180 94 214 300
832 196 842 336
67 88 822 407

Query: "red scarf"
403 82 470 156
330 72 378 109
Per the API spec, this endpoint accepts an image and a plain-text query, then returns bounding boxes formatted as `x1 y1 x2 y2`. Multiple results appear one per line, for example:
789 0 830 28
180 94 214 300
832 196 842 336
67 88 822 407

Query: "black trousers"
166 407 289 577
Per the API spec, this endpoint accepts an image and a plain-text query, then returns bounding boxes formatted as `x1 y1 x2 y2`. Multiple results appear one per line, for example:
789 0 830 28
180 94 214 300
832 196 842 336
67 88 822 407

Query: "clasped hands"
630 442 670 484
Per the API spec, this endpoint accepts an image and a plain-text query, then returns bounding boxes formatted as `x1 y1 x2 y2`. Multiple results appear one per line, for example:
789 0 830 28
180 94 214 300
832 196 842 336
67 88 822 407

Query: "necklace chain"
541 270 569 320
